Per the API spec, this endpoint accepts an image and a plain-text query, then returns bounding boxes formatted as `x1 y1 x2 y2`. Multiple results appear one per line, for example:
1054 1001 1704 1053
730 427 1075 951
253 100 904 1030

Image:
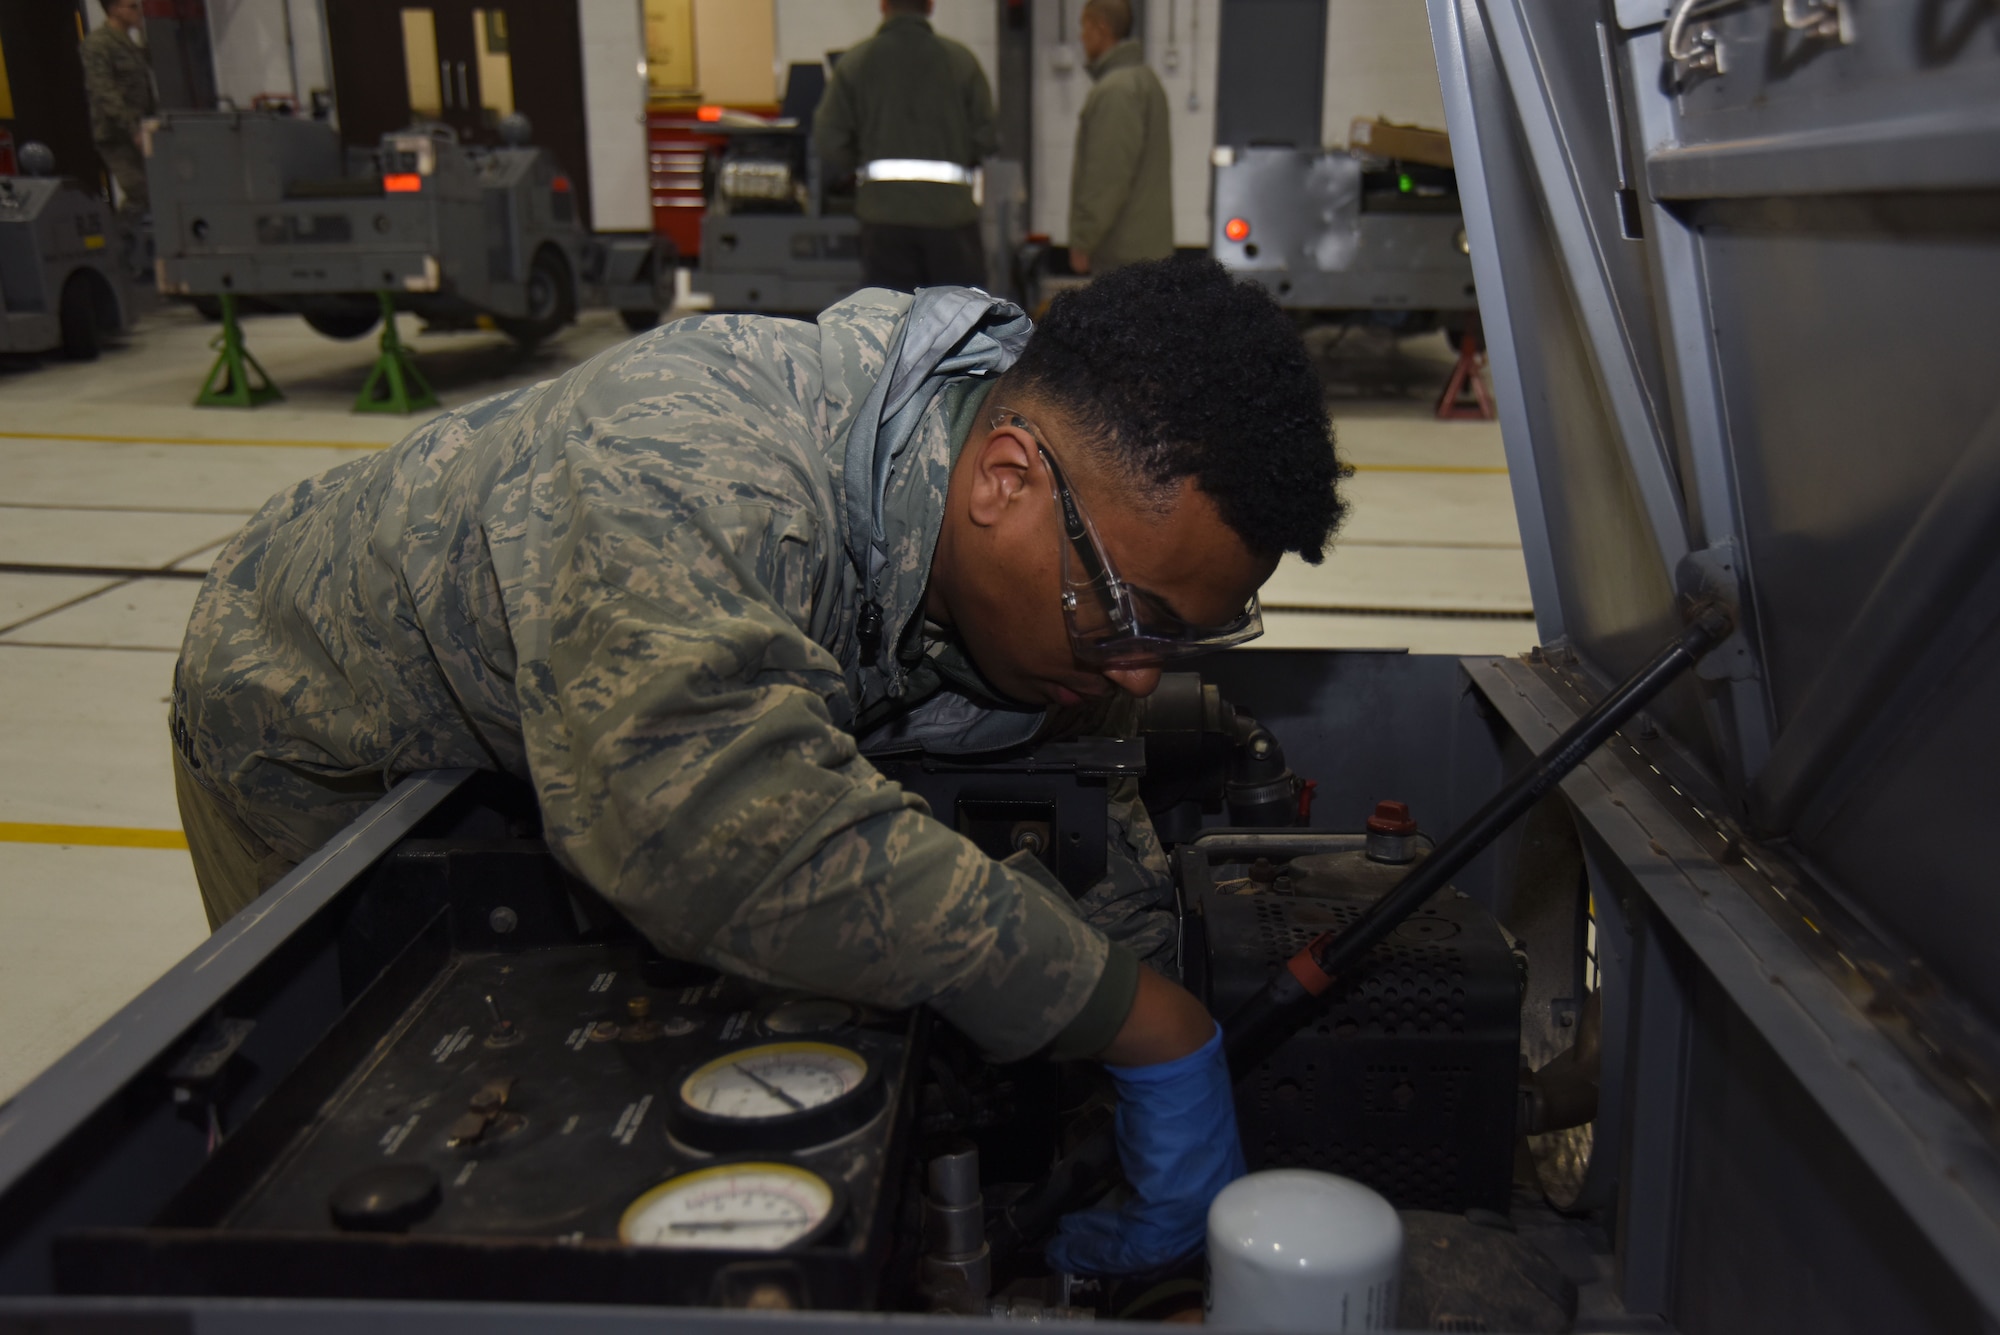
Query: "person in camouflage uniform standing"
814 0 996 290
173 259 1343 1276
80 0 157 219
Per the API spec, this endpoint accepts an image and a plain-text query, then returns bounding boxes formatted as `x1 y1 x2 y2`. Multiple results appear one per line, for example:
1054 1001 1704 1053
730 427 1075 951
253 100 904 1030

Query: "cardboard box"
1348 118 1454 169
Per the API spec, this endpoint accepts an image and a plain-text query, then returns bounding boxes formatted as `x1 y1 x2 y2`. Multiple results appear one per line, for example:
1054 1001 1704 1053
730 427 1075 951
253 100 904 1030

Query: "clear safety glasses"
992 408 1265 668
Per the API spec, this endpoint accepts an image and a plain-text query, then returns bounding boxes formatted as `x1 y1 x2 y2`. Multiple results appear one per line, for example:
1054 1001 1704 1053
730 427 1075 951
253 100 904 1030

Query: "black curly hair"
1001 257 1343 563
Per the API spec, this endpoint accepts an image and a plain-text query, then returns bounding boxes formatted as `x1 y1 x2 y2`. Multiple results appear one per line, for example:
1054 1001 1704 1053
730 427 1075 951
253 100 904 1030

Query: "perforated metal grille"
1205 881 1520 1214
1249 898 1472 1036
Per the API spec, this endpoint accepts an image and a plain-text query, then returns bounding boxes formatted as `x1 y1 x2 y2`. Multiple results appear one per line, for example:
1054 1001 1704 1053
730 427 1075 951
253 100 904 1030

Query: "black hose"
991 607 1733 1265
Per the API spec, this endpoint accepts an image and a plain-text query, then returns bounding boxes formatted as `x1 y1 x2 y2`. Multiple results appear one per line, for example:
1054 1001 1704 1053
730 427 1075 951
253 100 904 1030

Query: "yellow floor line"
0 821 188 850
0 429 388 452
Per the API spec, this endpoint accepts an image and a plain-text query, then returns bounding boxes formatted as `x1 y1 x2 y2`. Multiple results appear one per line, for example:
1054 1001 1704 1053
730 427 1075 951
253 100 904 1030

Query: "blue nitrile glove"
1045 1021 1246 1276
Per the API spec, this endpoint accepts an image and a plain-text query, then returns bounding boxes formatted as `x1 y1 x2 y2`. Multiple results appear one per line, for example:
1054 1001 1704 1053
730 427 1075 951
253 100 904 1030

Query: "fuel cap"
329 1163 441 1232
1365 800 1420 864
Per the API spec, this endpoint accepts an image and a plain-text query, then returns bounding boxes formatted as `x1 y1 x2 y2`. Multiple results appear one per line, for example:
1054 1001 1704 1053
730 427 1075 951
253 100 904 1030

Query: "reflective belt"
858 158 976 187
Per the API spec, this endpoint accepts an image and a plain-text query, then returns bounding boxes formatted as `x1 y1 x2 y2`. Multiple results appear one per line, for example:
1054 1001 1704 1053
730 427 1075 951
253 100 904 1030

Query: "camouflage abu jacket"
174 290 1164 1061
79 23 157 148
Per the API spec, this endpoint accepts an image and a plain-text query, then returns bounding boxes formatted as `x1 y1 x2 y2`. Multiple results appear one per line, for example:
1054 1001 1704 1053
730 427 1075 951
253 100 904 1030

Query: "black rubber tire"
498 248 575 347
303 308 382 340
619 307 661 333
58 272 101 361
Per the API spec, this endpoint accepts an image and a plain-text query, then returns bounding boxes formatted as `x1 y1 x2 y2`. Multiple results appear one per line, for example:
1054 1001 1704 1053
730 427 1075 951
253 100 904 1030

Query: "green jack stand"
353 293 439 414
194 292 283 408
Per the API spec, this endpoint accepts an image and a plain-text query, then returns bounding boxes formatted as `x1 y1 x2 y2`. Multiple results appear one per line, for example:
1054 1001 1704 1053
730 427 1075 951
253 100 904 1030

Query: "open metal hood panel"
1426 0 2000 1039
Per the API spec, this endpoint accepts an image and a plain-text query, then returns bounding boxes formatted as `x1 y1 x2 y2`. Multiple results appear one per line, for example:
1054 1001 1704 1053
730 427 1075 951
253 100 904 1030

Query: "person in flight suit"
1068 0 1174 277
813 0 997 291
79 0 158 220
171 258 1344 1276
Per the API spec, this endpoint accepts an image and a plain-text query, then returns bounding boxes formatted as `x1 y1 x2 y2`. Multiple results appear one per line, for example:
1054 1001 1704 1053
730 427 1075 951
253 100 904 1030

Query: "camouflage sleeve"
1048 694 1178 970
523 501 1109 1064
80 37 138 144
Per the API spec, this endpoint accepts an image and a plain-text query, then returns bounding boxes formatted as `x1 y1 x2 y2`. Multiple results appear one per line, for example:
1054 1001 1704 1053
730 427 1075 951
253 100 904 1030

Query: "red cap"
1366 800 1417 835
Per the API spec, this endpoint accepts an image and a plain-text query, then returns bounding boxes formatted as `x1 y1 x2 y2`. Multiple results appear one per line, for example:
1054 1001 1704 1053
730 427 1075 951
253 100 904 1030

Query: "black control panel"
56 845 924 1310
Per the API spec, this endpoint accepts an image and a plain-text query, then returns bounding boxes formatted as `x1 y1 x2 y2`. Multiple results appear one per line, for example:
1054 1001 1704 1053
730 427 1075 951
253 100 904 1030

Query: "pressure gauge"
760 996 858 1036
669 1041 884 1151
620 1161 843 1251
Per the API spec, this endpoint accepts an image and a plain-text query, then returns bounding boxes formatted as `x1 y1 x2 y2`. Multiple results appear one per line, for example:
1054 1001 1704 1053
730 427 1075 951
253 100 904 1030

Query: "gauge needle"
733 1063 805 1111
669 1219 796 1231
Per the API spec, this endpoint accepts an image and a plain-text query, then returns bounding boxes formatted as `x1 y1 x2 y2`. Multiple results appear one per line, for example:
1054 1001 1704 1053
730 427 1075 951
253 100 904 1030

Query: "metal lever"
988 606 1734 1268
1223 606 1731 1076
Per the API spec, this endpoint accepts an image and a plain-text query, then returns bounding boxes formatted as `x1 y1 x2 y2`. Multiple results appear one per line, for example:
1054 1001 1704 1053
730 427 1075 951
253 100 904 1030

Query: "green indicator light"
1399 173 1414 193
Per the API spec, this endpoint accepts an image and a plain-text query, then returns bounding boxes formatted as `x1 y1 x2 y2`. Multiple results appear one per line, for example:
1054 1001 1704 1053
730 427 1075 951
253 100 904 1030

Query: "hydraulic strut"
989 606 1734 1267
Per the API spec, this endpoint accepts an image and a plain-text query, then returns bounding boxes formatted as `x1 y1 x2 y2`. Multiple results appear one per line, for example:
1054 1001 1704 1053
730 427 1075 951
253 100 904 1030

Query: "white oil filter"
1206 1169 1403 1332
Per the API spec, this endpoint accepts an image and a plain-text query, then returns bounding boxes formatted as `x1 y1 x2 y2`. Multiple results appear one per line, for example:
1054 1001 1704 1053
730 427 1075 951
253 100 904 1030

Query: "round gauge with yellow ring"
619 1159 846 1252
668 1040 884 1152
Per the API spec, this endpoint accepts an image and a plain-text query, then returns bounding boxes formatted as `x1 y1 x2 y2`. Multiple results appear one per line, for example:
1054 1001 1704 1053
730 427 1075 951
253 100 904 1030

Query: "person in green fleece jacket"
1069 0 1175 275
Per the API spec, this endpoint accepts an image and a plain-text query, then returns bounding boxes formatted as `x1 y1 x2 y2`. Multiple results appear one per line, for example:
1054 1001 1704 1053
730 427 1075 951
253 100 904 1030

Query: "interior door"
329 1 508 146
329 1 588 225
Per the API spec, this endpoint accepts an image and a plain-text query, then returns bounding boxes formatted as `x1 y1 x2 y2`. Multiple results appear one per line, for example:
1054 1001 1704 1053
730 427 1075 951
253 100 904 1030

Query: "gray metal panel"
1675 977 1990 1333
1213 0 1328 148
1465 656 2000 1324
1432 0 2000 1049
1425 0 1707 765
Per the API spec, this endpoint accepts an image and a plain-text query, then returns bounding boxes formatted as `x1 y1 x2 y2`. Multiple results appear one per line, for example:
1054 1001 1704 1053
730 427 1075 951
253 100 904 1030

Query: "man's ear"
965 424 1038 529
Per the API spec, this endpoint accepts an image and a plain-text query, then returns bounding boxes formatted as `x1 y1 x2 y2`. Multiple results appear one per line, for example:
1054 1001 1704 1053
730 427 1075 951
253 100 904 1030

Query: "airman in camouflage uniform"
173 287 1167 1062
80 0 157 219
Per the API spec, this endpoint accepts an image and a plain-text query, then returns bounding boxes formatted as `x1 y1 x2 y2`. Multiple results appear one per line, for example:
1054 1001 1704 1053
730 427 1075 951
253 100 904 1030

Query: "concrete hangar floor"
0 301 1535 1102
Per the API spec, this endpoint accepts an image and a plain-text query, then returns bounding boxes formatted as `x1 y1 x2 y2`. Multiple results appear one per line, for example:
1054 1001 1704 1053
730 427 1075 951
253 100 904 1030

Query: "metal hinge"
1676 539 1759 682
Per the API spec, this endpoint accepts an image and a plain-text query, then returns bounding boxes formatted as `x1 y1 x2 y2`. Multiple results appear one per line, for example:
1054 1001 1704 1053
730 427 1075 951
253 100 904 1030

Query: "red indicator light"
1224 217 1251 242
696 105 724 122
383 173 423 193
552 175 572 193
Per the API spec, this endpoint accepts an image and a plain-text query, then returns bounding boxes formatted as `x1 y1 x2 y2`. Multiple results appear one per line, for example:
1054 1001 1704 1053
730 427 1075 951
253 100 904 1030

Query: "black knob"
328 1164 441 1233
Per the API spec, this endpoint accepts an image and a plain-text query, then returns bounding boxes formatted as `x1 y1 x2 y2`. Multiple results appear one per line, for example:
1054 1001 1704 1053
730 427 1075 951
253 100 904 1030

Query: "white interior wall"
773 1 998 96
580 0 651 231
204 0 332 109
1032 0 1220 249
1320 0 1446 145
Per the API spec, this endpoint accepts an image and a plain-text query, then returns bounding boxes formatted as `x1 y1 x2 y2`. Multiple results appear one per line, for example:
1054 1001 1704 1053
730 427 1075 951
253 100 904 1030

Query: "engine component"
991 614 1732 1260
1219 609 1733 1082
920 1143 992 1311
874 738 1142 897
1206 1169 1403 1332
1190 829 1522 1212
1137 673 1305 842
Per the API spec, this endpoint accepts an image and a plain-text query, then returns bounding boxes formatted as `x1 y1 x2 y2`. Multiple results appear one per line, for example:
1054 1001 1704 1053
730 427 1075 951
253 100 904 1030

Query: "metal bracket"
1675 539 1759 682
1779 0 1853 43
164 1015 255 1093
